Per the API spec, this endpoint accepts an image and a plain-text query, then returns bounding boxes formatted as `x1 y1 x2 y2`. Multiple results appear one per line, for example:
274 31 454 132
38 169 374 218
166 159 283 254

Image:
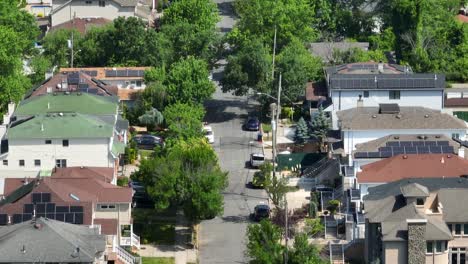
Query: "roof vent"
424 114 429 118
71 113 77 117
435 135 441 138
403 155 408 159
372 115 377 118
418 135 428 140
434 74 437 80
393 136 400 139
395 114 402 119
447 154 452 158
20 245 26 254
441 157 445 164
69 193 80 201
59 113 63 117
34 223 42 229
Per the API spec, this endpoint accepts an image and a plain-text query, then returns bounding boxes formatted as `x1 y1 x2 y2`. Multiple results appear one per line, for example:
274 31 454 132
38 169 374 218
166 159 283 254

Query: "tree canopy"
161 0 219 31
163 103 205 140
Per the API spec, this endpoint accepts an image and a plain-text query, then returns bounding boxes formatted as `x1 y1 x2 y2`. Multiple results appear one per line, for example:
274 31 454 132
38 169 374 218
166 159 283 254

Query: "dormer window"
416 198 424 206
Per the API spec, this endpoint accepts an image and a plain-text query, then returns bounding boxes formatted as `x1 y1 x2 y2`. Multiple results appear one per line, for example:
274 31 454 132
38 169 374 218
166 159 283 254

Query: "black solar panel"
56 206 69 213
387 142 400 147
36 203 46 213
46 203 56 213
380 151 392 158
356 213 365 224
68 77 80 85
412 141 425 146
78 83 89 89
84 71 97 77
105 70 117 77
75 213 83 224
88 88 98 94
404 146 417 152
42 193 51 203
116 70 127 76
0 214 7 225
12 214 22 224
46 213 55 220
429 146 442 153
442 146 454 153
24 204 33 214
436 141 450 146
393 146 405 152
425 141 437 146
379 147 392 152
354 152 368 158
22 213 32 222
127 70 139 77
418 148 430 154
65 213 74 223
55 213 65 221
70 206 83 213
367 152 380 158
32 193 41 203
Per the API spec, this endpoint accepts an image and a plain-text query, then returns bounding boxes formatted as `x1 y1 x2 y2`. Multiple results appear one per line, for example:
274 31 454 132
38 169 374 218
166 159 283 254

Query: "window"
98 204 116 210
416 198 424 206
453 133 460 139
85 0 92 3
45 140 51 144
435 241 443 253
449 224 453 233
464 224 468 235
19 160 25 167
389 90 400 100
2 160 7 166
136 80 142 87
56 159 67 168
427 241 433 253
34 160 41 167
455 224 462 235
363 91 369 98
62 140 69 147
99 0 105 7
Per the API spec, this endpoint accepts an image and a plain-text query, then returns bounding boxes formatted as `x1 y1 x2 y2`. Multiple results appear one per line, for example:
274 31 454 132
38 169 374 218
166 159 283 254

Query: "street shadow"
221 215 250 223
244 160 251 169
204 99 255 124
217 2 237 18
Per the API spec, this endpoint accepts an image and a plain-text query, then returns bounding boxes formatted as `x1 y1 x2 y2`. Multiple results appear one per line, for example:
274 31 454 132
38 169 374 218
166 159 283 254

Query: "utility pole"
271 25 277 80
71 12 75 68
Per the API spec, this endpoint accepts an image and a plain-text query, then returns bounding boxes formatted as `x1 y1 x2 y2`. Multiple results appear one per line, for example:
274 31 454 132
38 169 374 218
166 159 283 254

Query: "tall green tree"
29 55 52 85
138 108 164 131
163 102 205 140
246 220 284 264
310 106 330 149
165 56 215 104
295 117 309 144
289 233 326 264
162 0 219 31
42 28 81 68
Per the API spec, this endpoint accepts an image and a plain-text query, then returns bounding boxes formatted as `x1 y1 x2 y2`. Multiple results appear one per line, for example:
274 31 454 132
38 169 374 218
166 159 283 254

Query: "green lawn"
133 208 176 245
142 257 175 264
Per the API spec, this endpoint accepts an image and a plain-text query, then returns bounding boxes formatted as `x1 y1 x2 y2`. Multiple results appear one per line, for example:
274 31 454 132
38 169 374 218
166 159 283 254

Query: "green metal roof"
7 113 114 139
111 140 125 157
0 180 35 206
15 93 118 116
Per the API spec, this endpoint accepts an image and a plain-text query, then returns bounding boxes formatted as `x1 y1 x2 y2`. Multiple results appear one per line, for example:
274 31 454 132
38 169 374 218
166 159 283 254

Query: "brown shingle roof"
337 107 467 130
305 82 327 101
52 167 114 183
358 154 468 183
94 218 118 235
50 18 111 35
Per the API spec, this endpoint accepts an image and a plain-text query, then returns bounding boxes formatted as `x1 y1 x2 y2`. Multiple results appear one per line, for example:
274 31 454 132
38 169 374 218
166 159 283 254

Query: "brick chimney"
407 219 427 264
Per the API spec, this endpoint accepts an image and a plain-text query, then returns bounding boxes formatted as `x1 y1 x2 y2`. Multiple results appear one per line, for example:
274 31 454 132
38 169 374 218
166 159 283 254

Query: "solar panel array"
105 69 144 77
67 72 80 85
330 74 443 90
355 140 454 159
84 70 97 77
0 193 84 225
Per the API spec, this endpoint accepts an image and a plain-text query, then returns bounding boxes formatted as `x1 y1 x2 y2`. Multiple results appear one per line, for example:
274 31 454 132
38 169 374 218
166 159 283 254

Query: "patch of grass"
142 257 175 264
133 208 176 245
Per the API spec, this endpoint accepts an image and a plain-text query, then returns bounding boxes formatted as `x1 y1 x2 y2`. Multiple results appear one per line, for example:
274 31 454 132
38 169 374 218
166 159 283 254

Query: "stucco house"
0 167 139 262
364 178 468 264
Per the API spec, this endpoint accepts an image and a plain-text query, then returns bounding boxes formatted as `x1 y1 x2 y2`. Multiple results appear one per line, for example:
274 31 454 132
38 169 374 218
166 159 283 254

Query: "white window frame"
98 204 116 210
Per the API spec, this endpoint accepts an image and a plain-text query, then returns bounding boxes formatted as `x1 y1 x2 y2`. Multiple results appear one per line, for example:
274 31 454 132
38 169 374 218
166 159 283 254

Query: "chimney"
407 219 427 264
458 146 465 158
441 157 445 164
378 61 384 73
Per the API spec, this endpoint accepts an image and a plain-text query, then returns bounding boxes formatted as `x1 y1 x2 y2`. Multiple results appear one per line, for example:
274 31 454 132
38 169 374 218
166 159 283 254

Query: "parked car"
251 203 270 221
244 116 260 131
132 134 164 150
250 153 265 167
203 125 215 144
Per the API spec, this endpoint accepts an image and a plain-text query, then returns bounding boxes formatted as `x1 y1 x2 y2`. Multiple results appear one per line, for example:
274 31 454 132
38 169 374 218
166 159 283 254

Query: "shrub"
117 177 129 187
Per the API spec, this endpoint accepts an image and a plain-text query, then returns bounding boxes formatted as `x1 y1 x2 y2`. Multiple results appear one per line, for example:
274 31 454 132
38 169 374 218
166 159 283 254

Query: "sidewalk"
175 210 197 264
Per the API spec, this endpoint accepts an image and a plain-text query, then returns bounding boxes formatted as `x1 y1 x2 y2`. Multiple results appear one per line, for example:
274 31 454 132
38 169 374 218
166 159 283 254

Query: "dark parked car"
132 134 164 150
244 117 260 131
251 203 270 221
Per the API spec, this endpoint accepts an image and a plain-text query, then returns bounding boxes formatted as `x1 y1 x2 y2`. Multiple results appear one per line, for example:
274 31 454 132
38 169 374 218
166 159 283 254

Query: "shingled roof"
0 217 105 263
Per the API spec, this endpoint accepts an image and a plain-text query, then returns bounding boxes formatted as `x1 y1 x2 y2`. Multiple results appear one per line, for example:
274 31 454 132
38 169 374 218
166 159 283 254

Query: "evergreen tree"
310 106 330 149
295 117 309 143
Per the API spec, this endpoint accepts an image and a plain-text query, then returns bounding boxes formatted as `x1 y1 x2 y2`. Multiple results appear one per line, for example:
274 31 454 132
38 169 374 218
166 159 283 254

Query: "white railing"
120 233 141 249
120 237 131 246
131 233 141 249
115 246 141 264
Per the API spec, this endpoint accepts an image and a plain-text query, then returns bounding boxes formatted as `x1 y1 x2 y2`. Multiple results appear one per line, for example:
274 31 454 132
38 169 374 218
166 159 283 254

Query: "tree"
295 117 309 144
276 39 323 101
252 162 273 188
29 55 52 84
161 0 219 31
327 200 340 215
289 233 326 264
165 57 215 104
303 218 324 238
163 103 205 140
310 106 330 149
246 220 284 264
332 47 387 64
42 28 81 67
221 39 272 96
138 108 164 131
132 138 228 220
264 171 288 209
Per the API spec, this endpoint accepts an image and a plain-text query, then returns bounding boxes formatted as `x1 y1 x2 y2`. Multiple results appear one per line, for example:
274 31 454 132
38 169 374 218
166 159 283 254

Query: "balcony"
120 232 140 250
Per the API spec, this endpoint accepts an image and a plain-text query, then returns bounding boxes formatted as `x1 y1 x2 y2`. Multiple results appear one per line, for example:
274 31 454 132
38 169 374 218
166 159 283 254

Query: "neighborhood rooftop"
337 106 467 130
15 93 118 116
7 113 114 139
60 66 150 80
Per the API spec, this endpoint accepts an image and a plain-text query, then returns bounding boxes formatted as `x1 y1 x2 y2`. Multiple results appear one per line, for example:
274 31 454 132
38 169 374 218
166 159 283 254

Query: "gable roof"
358 154 468 183
49 17 111 34
7 113 114 139
337 107 467 130
15 93 118 116
400 183 429 197
0 217 105 263
52 167 114 183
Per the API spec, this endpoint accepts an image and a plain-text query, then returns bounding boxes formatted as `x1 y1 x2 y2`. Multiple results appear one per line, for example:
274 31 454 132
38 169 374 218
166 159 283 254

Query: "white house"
324 63 445 128
337 104 467 166
50 0 137 27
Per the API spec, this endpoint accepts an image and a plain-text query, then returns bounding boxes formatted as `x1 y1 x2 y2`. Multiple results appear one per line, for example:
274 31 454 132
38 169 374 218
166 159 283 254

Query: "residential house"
343 134 465 190
337 104 467 162
0 217 106 263
444 85 468 121
61 67 151 105
0 92 127 178
50 0 137 27
308 42 369 63
324 62 445 127
0 167 139 252
364 178 468 264
25 70 118 99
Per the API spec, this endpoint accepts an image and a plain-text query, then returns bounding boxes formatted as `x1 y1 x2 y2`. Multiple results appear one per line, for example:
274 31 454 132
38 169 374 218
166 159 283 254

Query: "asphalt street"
199 1 269 263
